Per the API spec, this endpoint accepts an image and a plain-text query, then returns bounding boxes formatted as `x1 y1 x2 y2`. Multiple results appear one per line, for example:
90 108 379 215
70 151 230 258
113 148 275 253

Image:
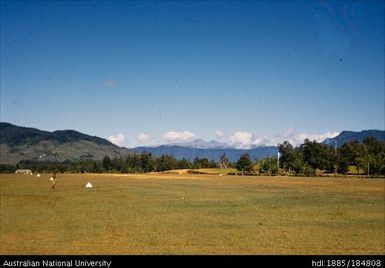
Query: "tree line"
5 153 219 174
234 137 385 176
2 136 384 176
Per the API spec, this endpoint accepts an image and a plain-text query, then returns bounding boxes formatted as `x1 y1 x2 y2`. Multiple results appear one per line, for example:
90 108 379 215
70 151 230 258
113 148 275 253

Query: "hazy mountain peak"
172 139 230 149
323 130 385 146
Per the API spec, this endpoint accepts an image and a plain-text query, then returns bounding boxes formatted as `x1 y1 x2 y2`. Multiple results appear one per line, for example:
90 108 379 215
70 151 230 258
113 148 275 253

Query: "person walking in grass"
50 172 57 190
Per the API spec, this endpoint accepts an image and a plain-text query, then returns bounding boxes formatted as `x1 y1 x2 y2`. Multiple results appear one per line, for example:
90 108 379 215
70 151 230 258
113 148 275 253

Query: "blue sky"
1 0 384 148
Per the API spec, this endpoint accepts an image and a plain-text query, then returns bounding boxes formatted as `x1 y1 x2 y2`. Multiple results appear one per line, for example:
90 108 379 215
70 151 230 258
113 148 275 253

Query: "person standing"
50 172 57 190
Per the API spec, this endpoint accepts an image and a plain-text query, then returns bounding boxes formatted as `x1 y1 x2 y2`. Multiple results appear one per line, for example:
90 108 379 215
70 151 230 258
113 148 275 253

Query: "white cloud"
137 133 151 143
252 138 265 146
226 129 340 148
300 132 339 143
164 130 196 142
229 131 254 149
279 128 339 146
108 133 126 146
122 129 339 148
213 130 225 139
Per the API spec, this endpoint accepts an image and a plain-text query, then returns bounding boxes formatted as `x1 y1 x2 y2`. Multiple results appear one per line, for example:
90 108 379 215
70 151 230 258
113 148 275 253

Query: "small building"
15 169 33 175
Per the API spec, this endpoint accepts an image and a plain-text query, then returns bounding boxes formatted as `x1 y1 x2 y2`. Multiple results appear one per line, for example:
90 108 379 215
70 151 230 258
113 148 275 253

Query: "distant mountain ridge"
323 130 385 146
1 122 384 165
0 122 130 164
134 130 385 161
0 122 114 146
133 145 278 162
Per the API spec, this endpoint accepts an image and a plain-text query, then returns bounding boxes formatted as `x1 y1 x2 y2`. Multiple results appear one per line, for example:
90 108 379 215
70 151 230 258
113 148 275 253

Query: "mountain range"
132 145 278 162
322 130 385 146
0 122 130 164
0 122 384 164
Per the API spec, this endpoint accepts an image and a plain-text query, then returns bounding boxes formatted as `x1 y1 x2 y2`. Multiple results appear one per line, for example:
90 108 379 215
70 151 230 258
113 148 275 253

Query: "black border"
0 255 384 268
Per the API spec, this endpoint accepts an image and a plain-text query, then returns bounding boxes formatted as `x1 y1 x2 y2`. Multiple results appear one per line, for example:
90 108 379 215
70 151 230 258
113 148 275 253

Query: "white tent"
37 174 41 177
85 182 93 188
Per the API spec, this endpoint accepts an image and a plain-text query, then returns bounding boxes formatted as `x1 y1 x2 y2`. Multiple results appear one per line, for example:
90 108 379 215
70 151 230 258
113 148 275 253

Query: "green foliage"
192 157 209 169
235 153 252 175
177 158 190 169
370 152 385 175
334 138 385 175
14 153 224 174
301 139 335 173
102 155 112 172
139 152 154 172
154 155 178 171
276 137 385 176
337 141 361 174
258 157 278 175
337 158 349 174
278 141 303 173
363 137 385 155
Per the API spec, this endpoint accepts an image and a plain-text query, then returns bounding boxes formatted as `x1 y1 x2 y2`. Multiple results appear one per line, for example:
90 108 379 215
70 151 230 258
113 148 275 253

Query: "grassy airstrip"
0 173 384 255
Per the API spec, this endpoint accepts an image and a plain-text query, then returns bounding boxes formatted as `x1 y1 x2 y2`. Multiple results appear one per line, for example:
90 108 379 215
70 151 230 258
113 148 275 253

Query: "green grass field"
1 173 384 255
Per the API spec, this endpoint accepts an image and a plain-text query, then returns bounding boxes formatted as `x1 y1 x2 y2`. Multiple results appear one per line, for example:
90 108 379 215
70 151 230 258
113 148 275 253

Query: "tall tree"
102 155 112 172
235 153 252 175
192 157 210 169
177 158 190 169
155 155 178 171
259 157 278 175
140 152 153 172
337 141 361 174
278 141 303 174
301 139 335 173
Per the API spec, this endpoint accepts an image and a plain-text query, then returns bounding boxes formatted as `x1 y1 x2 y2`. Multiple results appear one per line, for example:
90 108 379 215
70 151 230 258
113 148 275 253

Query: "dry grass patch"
1 173 384 254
